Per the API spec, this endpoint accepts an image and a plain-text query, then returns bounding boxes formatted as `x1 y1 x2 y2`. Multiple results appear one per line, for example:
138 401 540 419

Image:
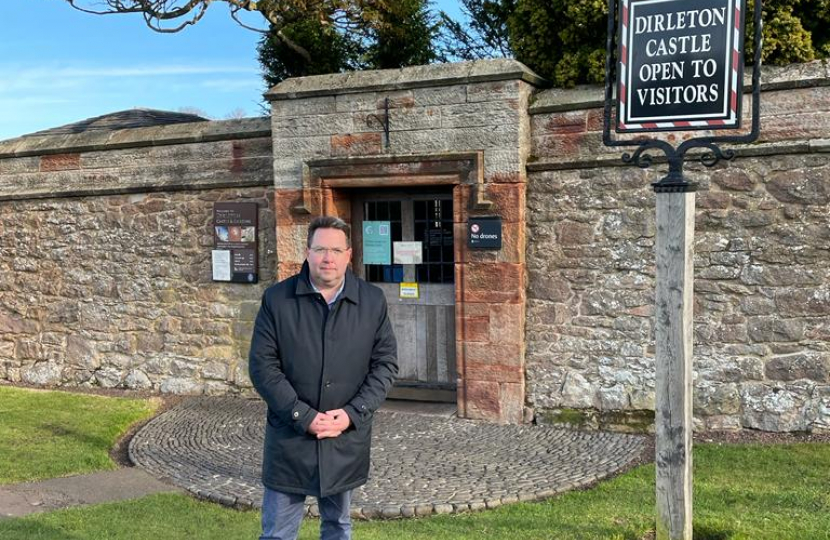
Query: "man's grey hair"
307 216 351 247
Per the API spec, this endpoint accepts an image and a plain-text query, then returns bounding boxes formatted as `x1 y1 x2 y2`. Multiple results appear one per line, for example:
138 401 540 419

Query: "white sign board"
211 250 231 281
393 241 423 264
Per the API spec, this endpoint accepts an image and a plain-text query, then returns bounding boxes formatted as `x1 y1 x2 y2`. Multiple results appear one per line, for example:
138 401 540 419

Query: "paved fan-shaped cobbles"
129 397 647 518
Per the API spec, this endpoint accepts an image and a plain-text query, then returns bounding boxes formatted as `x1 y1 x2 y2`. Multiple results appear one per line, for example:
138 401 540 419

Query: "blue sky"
0 0 463 140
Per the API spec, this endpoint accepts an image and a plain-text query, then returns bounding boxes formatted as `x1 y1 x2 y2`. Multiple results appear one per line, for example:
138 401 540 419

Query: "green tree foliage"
508 0 607 87
258 13 361 88
365 0 438 68
516 0 830 86
258 0 437 86
437 0 515 60
443 0 830 87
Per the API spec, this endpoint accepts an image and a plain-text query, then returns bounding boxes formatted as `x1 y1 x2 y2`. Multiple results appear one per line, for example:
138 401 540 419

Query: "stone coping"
527 138 830 172
529 60 830 114
129 397 648 518
265 59 548 101
0 117 272 159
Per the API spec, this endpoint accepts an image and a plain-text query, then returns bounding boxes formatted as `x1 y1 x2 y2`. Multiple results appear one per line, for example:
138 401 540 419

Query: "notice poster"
362 221 391 265
393 242 423 265
399 282 420 299
211 250 231 281
213 202 258 283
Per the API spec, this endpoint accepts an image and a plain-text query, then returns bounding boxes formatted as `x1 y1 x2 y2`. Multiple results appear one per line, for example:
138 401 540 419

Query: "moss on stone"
535 408 655 434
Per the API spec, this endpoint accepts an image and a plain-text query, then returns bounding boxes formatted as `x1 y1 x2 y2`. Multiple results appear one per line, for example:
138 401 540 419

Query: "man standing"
249 216 398 540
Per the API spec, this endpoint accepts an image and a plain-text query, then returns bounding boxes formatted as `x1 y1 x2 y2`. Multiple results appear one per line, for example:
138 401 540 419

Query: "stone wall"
0 119 276 394
526 62 830 432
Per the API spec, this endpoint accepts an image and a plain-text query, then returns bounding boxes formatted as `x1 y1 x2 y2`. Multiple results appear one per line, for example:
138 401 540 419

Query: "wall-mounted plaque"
213 202 258 283
468 217 502 249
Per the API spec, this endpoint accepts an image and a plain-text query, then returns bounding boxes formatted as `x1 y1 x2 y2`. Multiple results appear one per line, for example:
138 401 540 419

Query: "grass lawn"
0 386 827 539
0 440 828 539
0 385 158 484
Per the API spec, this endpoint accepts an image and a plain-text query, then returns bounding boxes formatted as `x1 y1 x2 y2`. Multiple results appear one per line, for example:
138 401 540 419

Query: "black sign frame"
617 0 746 133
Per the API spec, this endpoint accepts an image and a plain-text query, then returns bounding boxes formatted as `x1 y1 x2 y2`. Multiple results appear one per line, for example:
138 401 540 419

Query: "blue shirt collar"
310 278 345 309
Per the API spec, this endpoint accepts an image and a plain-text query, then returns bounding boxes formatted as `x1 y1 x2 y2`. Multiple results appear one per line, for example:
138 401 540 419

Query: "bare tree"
64 1 389 63
224 107 248 119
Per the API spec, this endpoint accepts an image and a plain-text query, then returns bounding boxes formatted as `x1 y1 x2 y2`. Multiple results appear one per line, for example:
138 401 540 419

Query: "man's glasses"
309 247 349 256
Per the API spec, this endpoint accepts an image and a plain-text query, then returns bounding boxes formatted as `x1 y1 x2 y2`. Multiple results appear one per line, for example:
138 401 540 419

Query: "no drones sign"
616 0 746 132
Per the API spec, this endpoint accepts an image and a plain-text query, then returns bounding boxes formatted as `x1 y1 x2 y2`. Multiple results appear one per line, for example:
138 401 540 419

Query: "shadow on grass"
0 520 85 540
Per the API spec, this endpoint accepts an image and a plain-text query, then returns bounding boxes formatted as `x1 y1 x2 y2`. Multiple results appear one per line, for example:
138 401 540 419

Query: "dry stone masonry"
527 61 830 433
0 119 275 395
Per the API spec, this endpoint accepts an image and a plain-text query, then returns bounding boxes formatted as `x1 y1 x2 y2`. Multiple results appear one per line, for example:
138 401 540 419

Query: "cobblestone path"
130 397 647 518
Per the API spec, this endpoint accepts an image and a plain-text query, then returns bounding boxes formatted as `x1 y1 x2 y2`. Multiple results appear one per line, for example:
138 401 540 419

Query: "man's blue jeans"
259 486 352 540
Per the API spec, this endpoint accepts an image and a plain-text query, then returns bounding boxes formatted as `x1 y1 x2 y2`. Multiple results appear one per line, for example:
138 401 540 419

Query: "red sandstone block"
486 171 523 184
499 382 525 424
41 153 80 172
460 183 525 223
464 363 524 383
277 262 303 281
489 303 524 344
274 189 322 226
544 111 588 135
330 133 382 157
457 263 525 304
464 342 522 367
533 131 611 160
453 185 467 224
585 108 611 132
464 379 501 421
380 92 416 109
459 316 490 342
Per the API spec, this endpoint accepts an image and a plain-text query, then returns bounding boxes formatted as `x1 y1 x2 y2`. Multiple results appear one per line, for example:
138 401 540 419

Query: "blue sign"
362 221 391 264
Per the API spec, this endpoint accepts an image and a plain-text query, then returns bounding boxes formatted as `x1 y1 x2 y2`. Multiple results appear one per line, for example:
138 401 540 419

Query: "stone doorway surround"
272 153 527 423
265 59 542 423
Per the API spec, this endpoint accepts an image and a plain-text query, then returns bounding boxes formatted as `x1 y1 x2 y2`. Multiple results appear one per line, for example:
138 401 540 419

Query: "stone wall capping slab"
0 178 273 202
527 140 817 172
0 118 272 159
266 59 547 101
529 61 830 115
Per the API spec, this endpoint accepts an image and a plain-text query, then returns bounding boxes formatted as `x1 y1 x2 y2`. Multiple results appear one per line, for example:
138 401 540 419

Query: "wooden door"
351 189 456 402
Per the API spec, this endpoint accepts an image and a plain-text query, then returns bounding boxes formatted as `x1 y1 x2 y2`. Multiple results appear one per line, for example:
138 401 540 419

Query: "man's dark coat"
249 262 398 497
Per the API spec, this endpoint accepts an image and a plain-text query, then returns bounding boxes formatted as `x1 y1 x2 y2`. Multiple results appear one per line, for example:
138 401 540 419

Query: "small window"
413 198 454 284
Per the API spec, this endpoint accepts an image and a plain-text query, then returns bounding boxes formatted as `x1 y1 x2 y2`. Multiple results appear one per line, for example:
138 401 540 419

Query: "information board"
213 202 258 283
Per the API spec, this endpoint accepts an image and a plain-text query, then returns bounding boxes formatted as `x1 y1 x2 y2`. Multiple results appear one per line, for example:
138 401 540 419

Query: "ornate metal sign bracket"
602 0 764 192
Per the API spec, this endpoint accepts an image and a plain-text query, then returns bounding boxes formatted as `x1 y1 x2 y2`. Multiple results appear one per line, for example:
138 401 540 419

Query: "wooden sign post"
654 188 695 539
602 0 762 538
